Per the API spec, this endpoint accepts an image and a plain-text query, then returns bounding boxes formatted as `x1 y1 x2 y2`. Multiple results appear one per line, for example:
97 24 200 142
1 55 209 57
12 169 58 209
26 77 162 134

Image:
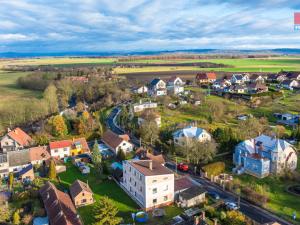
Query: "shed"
178 186 206 208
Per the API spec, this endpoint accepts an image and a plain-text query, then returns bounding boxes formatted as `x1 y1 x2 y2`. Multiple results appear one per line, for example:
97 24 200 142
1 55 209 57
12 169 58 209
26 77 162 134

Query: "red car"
177 163 189 172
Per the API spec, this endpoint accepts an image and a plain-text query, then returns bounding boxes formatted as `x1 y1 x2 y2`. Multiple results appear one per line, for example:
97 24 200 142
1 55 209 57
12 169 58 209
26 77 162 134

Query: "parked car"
177 163 189 172
208 191 220 200
225 202 239 210
165 162 176 170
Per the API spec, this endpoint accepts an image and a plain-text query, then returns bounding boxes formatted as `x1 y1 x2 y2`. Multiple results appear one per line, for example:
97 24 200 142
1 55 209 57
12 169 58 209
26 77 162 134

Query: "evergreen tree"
93 197 122 225
12 210 20 225
43 84 59 114
48 159 57 180
92 140 102 175
8 172 13 191
117 149 126 161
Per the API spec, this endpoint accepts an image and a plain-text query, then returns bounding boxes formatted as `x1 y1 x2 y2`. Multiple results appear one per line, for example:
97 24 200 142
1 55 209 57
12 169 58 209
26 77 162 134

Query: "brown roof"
196 72 216 80
72 138 90 153
129 160 173 176
40 181 82 225
29 146 51 162
7 127 32 146
102 130 129 149
174 176 194 192
70 180 93 200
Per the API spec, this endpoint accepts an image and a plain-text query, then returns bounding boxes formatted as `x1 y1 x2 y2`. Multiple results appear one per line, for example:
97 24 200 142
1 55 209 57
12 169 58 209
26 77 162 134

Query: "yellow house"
70 138 90 156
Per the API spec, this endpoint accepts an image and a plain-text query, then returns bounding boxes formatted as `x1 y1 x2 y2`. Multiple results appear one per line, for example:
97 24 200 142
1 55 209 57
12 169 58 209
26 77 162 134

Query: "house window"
152 188 157 194
164 185 168 191
64 148 68 151
82 193 85 196
134 182 136 187
129 178 132 182
81 199 87 203
139 174 142 181
163 196 168 201
134 171 136 176
139 186 142 192
54 149 58 153
153 180 157 183
129 167 131 172
153 199 157 204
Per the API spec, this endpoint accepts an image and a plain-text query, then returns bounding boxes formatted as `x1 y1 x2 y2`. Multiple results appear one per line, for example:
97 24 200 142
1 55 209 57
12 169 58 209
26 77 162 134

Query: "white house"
8 149 31 172
122 159 174 210
149 78 167 96
0 154 9 177
133 101 158 113
231 74 249 84
28 146 51 165
167 76 184 95
49 140 72 159
281 80 299 90
173 126 211 147
102 130 133 154
133 86 148 94
250 74 265 83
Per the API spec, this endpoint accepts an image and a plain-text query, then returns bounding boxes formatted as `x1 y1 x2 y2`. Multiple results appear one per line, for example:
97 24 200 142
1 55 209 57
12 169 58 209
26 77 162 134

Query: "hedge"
202 161 225 177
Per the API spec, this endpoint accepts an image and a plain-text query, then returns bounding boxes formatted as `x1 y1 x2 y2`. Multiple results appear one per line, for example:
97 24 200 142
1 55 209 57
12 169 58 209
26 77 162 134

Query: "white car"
225 202 239 210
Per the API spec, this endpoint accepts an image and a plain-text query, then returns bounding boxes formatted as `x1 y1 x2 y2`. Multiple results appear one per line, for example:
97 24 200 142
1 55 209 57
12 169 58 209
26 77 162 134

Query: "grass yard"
236 174 300 225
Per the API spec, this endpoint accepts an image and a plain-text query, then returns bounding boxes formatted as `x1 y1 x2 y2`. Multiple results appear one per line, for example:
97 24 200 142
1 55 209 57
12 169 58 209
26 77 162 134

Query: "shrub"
202 162 225 177
205 206 216 217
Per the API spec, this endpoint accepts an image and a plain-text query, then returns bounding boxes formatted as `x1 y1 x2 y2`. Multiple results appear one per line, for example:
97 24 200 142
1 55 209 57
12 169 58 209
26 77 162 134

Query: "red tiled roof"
7 127 32 146
29 146 51 162
174 176 194 192
49 140 72 149
102 130 130 149
196 72 216 80
39 181 82 225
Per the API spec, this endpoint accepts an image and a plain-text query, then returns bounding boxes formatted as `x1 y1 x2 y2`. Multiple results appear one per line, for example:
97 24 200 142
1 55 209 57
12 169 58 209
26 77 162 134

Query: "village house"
49 140 72 159
148 78 167 96
286 72 300 80
225 84 246 94
249 74 265 83
0 154 9 178
267 73 287 83
40 181 83 225
0 127 33 153
8 149 31 172
247 83 268 94
281 80 299 90
212 78 231 90
195 72 216 84
102 130 133 154
28 146 51 165
133 86 148 94
174 176 194 198
178 186 206 208
167 76 185 95
15 164 34 181
231 74 249 84
173 126 211 147
138 110 161 128
133 101 158 113
122 159 174 211
233 134 298 178
70 138 90 156
70 179 94 207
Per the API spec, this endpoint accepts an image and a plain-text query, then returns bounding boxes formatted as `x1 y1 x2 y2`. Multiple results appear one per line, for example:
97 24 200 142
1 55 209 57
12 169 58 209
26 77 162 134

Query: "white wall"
50 147 71 159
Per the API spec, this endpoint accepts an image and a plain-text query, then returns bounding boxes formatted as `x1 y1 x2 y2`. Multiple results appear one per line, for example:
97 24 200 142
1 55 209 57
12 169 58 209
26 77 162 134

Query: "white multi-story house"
148 78 167 96
122 159 174 211
133 101 158 113
102 130 133 155
167 76 184 95
173 126 211 147
233 134 298 178
49 140 72 159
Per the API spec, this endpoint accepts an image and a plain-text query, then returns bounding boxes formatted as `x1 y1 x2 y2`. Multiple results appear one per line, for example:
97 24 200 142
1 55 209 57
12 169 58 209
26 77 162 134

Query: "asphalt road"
107 105 293 225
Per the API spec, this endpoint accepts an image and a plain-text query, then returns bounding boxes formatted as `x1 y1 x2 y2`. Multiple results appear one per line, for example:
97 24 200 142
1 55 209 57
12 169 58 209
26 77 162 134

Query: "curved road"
107 106 293 225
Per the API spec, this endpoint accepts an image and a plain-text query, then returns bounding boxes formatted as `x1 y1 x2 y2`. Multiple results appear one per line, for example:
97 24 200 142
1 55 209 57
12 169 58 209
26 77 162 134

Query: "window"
82 193 85 196
152 188 157 194
82 199 87 203
139 186 142 192
64 148 68 151
139 174 142 181
129 177 132 182
134 171 136 176
164 185 168 191
54 149 58 153
129 167 131 172
152 180 157 183
134 182 136 187
153 199 157 204
163 196 168 201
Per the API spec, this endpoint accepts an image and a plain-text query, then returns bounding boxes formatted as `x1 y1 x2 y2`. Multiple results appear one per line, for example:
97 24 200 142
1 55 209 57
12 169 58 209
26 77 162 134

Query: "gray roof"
8 149 30 167
179 186 206 200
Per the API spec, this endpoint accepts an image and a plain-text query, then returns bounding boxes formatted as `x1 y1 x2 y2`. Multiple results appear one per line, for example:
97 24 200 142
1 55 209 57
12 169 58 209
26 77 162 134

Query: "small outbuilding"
70 180 94 207
178 186 206 208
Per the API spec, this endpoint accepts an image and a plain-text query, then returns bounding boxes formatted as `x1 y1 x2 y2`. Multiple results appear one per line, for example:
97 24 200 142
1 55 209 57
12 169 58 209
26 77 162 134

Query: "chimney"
149 161 153 170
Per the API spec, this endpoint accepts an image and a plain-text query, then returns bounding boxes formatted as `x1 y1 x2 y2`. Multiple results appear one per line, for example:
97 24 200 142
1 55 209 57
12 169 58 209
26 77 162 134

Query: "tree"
12 210 20 225
8 172 13 191
76 101 85 112
237 117 268 140
117 149 126 161
49 115 68 137
139 121 159 145
43 84 58 114
223 211 246 225
91 140 102 175
0 204 10 222
48 159 57 180
93 197 122 225
274 125 286 138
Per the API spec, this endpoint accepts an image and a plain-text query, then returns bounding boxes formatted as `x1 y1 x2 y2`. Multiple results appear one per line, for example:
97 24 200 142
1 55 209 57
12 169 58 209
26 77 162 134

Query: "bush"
202 162 225 177
204 206 216 218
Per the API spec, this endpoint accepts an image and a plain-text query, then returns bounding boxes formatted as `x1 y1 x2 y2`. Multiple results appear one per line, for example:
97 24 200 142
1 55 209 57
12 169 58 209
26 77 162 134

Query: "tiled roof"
179 186 206 200
146 152 165 165
7 127 32 146
29 146 51 162
102 130 129 149
129 160 173 176
49 140 72 149
72 138 90 153
70 180 93 199
196 73 216 80
174 176 194 192
40 181 82 225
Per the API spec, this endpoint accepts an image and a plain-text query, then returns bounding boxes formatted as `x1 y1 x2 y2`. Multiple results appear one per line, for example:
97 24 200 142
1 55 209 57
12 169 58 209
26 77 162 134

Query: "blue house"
233 135 298 178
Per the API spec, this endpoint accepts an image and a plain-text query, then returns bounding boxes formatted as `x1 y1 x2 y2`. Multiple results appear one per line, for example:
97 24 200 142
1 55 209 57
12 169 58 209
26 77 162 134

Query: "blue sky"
0 0 300 52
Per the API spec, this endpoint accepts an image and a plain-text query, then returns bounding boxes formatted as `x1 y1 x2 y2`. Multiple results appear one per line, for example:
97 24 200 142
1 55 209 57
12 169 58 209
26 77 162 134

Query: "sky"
1 0 300 53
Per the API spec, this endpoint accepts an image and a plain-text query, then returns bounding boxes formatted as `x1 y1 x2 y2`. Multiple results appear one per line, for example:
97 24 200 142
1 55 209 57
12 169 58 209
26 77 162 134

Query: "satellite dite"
295 12 300 30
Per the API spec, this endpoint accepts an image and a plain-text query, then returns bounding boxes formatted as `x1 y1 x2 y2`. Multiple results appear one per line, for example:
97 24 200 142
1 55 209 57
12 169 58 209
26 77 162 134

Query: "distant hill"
1 48 300 58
